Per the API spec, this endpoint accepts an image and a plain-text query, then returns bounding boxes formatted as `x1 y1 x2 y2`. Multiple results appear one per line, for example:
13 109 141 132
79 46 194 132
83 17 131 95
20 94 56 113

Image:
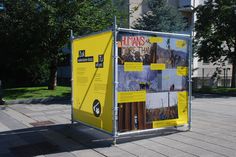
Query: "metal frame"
115 28 192 135
72 28 113 41
117 125 186 136
188 35 193 131
75 117 114 136
71 25 192 144
117 28 190 38
112 17 119 144
70 30 74 124
71 28 117 136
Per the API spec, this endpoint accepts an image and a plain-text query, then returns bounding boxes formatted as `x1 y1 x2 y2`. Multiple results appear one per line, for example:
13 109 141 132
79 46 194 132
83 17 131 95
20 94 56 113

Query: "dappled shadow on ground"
0 123 111 157
0 123 182 157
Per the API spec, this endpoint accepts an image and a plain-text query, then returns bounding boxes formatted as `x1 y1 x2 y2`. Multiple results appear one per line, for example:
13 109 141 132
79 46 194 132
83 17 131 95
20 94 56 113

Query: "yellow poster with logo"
72 31 113 133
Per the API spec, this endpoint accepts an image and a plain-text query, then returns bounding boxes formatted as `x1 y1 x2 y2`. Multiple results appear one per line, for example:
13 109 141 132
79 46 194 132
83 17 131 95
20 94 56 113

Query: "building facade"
128 0 233 88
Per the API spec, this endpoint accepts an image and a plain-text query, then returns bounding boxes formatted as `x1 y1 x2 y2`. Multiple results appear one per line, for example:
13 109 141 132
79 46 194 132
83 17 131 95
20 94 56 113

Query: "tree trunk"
48 59 57 90
231 59 236 88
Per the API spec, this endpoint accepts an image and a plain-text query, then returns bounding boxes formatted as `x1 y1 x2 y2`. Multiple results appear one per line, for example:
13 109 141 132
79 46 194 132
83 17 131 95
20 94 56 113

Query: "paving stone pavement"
0 97 236 157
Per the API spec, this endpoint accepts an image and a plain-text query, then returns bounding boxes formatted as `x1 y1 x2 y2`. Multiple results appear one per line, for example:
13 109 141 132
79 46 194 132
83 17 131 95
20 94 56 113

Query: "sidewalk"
1 97 236 157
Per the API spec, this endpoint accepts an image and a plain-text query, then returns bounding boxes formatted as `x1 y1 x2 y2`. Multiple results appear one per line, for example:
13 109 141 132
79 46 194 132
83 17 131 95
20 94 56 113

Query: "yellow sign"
149 37 163 43
177 66 188 76
118 91 146 103
72 31 113 133
124 62 143 72
176 40 187 48
153 91 188 128
150 63 166 70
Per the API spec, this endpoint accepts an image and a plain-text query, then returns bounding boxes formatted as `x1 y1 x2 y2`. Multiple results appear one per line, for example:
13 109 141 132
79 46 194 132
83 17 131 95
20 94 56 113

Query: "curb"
5 97 71 105
193 93 236 98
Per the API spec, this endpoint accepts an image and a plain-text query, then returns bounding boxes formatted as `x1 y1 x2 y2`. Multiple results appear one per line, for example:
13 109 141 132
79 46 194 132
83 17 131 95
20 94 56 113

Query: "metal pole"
188 1 195 131
202 68 204 87
226 69 228 87
226 68 229 87
188 37 193 131
117 28 190 38
70 29 74 124
224 68 226 87
188 0 195 130
113 16 118 145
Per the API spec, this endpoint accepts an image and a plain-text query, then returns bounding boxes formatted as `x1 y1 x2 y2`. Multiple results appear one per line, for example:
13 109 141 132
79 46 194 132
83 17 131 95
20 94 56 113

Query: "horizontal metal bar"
73 120 113 136
117 28 191 38
74 120 188 137
117 125 188 136
72 28 113 41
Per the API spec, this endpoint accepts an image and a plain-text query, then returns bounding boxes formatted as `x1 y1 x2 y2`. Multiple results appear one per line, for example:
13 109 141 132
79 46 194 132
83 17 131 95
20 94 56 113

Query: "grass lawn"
3 86 71 101
194 87 236 94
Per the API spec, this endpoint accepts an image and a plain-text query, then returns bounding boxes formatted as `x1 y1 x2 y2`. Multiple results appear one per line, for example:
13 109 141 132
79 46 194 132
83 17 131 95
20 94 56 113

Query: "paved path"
0 97 236 157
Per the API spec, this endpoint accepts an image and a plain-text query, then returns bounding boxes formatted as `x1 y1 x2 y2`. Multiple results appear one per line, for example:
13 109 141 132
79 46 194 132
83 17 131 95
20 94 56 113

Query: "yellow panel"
72 31 113 133
149 37 163 43
177 66 188 76
153 119 187 128
152 91 188 128
124 62 143 72
118 91 146 103
176 40 187 48
150 63 166 70
177 91 188 123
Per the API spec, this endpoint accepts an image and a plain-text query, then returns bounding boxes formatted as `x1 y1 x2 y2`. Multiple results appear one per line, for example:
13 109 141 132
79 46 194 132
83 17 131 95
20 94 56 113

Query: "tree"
0 0 50 87
133 0 187 32
34 0 116 90
0 0 116 89
194 0 236 88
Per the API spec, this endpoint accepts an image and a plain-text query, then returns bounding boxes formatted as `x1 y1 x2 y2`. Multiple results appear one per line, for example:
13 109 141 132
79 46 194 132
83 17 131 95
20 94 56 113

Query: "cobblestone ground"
0 97 236 157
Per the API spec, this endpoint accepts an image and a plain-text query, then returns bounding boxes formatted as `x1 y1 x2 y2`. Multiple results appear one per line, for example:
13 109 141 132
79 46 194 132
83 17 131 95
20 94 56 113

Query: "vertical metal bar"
189 1 195 129
188 37 193 131
226 68 228 87
70 30 74 124
202 68 204 87
112 16 118 145
224 68 226 87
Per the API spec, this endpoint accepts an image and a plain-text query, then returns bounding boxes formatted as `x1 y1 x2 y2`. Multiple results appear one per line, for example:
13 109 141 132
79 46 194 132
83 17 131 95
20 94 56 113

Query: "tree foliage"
133 0 187 32
194 0 236 87
0 0 116 89
0 0 50 87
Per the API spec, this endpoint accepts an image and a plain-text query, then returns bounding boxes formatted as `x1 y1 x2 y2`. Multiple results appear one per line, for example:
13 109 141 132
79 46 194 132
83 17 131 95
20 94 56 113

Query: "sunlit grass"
3 86 71 100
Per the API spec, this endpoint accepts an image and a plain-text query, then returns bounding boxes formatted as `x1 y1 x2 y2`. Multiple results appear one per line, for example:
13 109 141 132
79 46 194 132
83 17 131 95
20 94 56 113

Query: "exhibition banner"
72 31 113 133
117 32 189 131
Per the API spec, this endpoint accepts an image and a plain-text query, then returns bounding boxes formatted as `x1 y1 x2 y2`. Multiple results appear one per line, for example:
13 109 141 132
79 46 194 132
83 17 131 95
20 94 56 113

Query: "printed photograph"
118 66 186 92
146 92 178 121
118 65 162 92
117 33 188 68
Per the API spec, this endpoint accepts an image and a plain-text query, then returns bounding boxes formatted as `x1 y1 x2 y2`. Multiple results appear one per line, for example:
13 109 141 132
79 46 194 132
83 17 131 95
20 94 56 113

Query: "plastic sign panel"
117 32 189 132
72 31 113 133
